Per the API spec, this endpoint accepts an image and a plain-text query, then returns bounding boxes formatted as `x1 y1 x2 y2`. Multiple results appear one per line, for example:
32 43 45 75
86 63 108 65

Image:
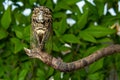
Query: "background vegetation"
0 0 120 80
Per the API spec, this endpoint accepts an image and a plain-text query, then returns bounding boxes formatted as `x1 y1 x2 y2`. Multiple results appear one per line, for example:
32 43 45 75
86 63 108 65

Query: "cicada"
30 6 53 53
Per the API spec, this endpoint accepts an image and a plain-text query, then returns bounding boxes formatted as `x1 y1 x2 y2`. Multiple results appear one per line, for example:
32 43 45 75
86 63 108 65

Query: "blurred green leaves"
77 7 89 29
87 72 104 80
89 58 104 73
64 0 79 5
85 26 115 38
36 69 46 80
79 26 116 43
18 69 28 80
1 6 11 29
10 38 23 53
62 34 80 43
0 0 120 80
0 28 8 39
14 25 30 41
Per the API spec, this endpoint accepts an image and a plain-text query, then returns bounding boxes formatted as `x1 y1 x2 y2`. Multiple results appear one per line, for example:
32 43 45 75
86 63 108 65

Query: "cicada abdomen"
30 6 53 53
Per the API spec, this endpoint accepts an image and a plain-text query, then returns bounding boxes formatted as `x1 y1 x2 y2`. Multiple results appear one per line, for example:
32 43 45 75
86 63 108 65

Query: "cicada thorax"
31 6 52 53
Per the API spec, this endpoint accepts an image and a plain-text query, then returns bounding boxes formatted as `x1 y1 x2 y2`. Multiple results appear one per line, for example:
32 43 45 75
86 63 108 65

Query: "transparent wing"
30 27 38 49
44 23 53 54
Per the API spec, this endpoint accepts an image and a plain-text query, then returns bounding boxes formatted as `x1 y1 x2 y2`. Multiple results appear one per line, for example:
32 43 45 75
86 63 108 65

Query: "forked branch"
24 44 120 72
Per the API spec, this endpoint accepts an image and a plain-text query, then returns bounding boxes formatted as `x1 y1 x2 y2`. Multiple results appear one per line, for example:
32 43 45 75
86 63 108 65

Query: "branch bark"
24 44 120 72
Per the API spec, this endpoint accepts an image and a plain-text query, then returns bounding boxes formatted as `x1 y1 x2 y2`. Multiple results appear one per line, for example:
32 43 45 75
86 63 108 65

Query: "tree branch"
24 44 120 72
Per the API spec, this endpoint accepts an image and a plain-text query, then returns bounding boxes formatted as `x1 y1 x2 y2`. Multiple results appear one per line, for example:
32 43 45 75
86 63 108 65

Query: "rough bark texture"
24 44 120 72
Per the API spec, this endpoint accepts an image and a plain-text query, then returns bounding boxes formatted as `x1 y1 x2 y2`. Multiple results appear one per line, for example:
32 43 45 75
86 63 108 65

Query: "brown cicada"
30 6 52 53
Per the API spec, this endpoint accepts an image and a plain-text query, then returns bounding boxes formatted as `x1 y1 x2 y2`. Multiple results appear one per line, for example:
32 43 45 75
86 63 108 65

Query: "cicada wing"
44 23 53 54
44 33 52 54
30 27 37 49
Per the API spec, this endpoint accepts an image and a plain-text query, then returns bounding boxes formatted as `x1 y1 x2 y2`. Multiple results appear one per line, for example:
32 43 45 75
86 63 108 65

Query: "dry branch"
24 44 120 72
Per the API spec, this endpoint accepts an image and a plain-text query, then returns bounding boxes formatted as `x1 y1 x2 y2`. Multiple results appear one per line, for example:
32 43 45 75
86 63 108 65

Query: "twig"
24 44 120 72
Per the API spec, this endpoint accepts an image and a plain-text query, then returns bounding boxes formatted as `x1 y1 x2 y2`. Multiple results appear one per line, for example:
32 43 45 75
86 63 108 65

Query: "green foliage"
0 0 120 80
0 28 8 39
1 6 11 29
62 34 80 43
77 7 89 29
18 69 28 80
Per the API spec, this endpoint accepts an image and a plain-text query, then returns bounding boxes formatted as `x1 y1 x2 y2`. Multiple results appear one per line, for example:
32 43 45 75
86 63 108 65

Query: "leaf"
10 38 23 53
29 0 37 5
1 6 11 29
18 69 28 80
53 16 67 35
63 53 73 62
94 1 105 16
85 26 116 38
59 17 68 34
14 12 27 24
15 30 23 39
0 28 8 39
97 38 113 43
23 25 30 41
83 46 98 57
12 67 19 78
88 72 104 80
83 1 99 21
60 45 70 52
47 67 54 78
45 0 53 9
63 74 70 80
14 26 27 39
38 0 46 5
36 69 45 80
54 1 70 11
37 69 45 77
84 1 98 15
53 42 60 52
0 64 4 77
62 34 80 43
89 58 104 73
65 0 79 5
0 0 4 11
53 12 66 18
77 8 89 29
54 72 61 80
0 43 5 49
79 31 96 42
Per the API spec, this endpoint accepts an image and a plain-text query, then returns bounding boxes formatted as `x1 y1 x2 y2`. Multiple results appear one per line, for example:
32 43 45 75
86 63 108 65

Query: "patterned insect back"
31 6 52 53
